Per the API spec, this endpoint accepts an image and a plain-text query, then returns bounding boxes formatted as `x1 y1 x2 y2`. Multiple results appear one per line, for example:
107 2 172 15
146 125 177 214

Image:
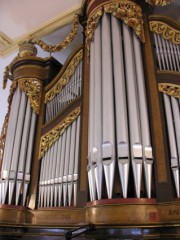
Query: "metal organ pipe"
133 34 153 198
123 23 143 198
111 16 129 198
101 13 115 199
163 94 180 197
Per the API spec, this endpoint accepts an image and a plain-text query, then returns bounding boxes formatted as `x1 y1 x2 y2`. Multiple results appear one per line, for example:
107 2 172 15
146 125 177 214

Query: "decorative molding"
0 32 13 54
45 48 83 103
146 0 175 6
158 83 180 98
0 5 81 57
18 78 42 114
85 1 145 54
34 14 80 53
39 106 81 159
149 21 180 45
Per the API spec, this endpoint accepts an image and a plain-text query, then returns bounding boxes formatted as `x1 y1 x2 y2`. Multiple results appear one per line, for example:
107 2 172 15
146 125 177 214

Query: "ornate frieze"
149 21 180 45
45 48 83 103
85 0 145 54
39 106 81 159
18 78 42 114
146 0 175 6
34 14 80 53
158 83 180 98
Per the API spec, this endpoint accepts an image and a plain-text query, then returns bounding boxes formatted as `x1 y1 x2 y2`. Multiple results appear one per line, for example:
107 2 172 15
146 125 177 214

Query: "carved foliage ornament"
34 14 80 53
18 78 42 114
85 1 145 53
146 0 175 6
149 21 180 45
39 106 81 159
0 81 18 161
45 48 83 103
158 83 180 98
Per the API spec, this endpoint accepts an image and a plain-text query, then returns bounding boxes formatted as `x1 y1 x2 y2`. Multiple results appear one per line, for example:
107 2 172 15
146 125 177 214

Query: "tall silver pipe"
93 19 103 200
164 93 179 197
154 33 162 70
123 23 142 198
133 33 153 198
157 34 166 70
169 40 177 71
172 44 180 71
111 16 129 198
88 39 96 201
162 38 170 70
101 13 115 199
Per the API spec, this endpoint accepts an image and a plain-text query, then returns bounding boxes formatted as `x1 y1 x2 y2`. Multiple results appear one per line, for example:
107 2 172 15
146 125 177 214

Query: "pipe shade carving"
150 21 180 45
85 0 145 55
158 83 180 98
146 0 175 6
39 106 81 159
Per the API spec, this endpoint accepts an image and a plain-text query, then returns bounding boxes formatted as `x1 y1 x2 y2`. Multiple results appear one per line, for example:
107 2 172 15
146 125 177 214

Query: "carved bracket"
158 83 180 98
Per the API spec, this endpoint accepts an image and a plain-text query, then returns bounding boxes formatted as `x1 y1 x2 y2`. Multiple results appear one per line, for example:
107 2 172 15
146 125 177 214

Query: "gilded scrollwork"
45 48 83 103
39 106 81 159
158 83 180 98
18 78 42 114
149 21 180 45
85 1 145 54
34 14 80 53
146 0 175 6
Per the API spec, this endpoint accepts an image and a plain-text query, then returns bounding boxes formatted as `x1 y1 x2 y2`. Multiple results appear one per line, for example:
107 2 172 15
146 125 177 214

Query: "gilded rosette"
39 106 81 159
158 83 180 98
149 21 180 45
18 78 42 114
146 0 175 6
45 48 83 103
85 0 145 54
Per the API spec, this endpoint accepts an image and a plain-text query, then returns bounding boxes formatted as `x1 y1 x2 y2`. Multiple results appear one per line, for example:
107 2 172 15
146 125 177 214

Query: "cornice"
0 5 81 57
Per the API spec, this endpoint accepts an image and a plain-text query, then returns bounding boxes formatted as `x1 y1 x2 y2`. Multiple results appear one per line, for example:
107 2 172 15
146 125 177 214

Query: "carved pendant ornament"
85 0 145 54
45 47 83 103
39 106 81 159
149 21 180 45
18 78 42 114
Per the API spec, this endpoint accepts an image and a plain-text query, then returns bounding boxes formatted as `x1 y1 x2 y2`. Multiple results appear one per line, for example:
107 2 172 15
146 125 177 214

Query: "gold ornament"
45 47 83 103
18 78 42 114
158 83 180 98
85 0 145 54
39 106 81 159
34 14 80 53
146 0 175 6
149 21 180 45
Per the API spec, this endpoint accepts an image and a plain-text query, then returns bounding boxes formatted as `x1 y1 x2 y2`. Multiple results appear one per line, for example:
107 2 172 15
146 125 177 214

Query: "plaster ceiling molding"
0 4 82 57
0 32 13 55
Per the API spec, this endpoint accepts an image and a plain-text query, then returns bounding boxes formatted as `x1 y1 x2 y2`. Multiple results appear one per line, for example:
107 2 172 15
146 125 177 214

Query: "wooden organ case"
0 0 180 239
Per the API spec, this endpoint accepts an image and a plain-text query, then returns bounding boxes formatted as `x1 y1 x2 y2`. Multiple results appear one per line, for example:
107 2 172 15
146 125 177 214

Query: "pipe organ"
0 1 180 239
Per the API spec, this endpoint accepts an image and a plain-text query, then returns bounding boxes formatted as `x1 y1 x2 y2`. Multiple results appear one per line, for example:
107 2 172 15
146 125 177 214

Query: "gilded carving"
85 1 145 54
150 21 180 45
158 83 180 98
0 33 12 53
39 106 81 159
146 0 175 6
45 48 83 103
18 78 42 114
104 1 145 42
0 81 18 162
34 14 80 53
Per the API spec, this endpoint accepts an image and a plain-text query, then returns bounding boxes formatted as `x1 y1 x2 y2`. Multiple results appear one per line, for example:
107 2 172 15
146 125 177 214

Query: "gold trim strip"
85 0 145 54
34 14 80 53
45 48 83 103
18 78 42 114
158 83 180 98
149 21 180 45
39 106 81 159
146 0 175 6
